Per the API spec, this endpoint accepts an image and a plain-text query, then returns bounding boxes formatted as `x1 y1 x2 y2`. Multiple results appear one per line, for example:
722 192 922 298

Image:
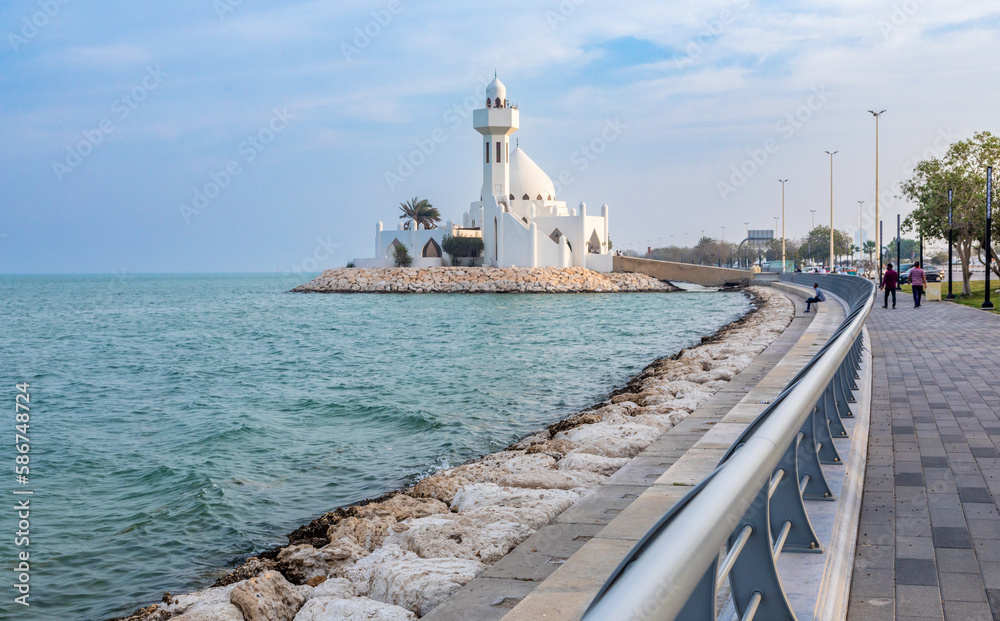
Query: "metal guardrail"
582 274 875 621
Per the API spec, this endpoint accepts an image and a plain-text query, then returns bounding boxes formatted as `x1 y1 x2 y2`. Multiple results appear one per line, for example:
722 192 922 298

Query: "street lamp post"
779 179 788 272
880 220 884 275
869 110 886 282
896 213 902 290
984 166 994 309
720 226 726 267
857 200 865 266
744 221 750 268
809 209 816 264
947 189 955 299
772 216 779 267
825 151 838 270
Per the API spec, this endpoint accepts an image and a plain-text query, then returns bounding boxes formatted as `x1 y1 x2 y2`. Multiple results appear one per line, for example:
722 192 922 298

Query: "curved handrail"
583 274 875 621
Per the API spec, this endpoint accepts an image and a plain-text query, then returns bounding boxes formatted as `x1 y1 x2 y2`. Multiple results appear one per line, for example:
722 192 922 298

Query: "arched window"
536 194 543 200
509 194 515 201
422 239 442 258
547 195 553 201
486 98 492 108
495 97 501 108
522 194 529 200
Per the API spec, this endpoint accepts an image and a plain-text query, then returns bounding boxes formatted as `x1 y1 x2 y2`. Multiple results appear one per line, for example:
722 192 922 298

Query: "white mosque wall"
586 254 614 273
353 257 448 269
373 221 449 266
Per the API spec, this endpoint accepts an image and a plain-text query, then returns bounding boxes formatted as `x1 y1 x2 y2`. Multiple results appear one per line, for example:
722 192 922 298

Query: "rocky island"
291 267 679 294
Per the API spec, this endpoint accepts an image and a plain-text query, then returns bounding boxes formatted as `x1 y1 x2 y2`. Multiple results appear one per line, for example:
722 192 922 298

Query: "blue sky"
1 0 998 274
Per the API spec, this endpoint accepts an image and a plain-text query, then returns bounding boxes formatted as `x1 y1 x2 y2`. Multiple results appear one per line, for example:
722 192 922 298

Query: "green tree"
393 242 412 267
800 226 852 265
884 237 921 265
900 131 1000 294
398 197 442 230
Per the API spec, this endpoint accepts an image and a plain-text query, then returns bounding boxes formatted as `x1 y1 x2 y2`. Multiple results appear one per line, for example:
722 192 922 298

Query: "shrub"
393 243 412 267
441 234 484 265
346 260 356 268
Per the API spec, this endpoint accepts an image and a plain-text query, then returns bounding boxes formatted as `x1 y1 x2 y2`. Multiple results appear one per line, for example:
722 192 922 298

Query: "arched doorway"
588 229 602 253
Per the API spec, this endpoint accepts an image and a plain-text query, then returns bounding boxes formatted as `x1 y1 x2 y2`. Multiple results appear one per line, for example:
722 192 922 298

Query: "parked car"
899 263 942 283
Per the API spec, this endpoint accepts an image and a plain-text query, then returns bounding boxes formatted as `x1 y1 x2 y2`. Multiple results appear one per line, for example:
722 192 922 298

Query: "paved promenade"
848 300 1000 620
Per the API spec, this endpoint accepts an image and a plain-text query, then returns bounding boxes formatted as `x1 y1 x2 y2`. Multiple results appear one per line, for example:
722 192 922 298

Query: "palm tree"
399 197 441 230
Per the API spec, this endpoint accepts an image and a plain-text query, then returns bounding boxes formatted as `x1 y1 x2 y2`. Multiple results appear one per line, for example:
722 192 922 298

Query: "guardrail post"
770 438 823 552
838 357 858 400
851 334 864 375
834 363 856 419
822 382 849 439
798 415 835 500
814 389 844 464
728 486 796 620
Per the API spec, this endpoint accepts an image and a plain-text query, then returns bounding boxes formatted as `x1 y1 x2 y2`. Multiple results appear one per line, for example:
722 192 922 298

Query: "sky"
1 0 998 274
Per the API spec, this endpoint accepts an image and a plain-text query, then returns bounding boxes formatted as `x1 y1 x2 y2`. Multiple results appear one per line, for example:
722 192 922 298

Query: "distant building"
358 76 612 271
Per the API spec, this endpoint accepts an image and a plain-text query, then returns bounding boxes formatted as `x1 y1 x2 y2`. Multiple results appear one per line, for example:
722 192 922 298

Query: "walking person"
910 261 926 308
804 282 826 313
880 263 898 308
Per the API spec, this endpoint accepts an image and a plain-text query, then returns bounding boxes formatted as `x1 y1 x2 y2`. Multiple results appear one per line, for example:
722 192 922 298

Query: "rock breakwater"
117 286 793 621
291 267 679 294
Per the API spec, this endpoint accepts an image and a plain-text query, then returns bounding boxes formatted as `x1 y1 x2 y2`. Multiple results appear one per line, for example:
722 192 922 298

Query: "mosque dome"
486 77 507 103
509 147 555 201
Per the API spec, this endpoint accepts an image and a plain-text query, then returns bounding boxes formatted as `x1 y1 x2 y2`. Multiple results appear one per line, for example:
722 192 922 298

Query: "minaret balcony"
473 108 519 136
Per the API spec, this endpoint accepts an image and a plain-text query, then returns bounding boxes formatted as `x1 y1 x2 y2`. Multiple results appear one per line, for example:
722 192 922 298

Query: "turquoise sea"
0 274 750 620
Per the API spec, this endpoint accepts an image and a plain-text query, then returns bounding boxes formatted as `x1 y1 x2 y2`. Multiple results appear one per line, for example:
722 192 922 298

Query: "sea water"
0 273 749 620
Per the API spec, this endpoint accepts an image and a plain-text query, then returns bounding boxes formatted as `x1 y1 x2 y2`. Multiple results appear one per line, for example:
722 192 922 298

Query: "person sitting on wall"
804 282 826 313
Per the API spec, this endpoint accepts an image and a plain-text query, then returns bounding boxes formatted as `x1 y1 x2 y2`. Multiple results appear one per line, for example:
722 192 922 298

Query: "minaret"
473 76 519 202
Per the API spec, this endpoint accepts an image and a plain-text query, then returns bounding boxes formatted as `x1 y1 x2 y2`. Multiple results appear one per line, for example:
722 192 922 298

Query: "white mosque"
361 76 612 272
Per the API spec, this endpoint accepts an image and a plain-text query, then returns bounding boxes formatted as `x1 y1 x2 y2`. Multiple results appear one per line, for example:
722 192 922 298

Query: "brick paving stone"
848 301 1000 621
897 558 940 585
933 526 974 549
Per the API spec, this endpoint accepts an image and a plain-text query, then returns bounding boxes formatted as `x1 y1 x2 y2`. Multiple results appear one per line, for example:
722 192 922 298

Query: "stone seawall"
116 287 793 621
291 267 679 294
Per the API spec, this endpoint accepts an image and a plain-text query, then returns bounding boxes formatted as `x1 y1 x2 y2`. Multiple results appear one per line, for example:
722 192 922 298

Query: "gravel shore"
116 286 793 621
